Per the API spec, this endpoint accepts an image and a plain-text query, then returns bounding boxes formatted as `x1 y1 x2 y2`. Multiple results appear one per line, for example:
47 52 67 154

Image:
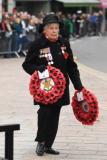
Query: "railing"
0 124 20 160
0 30 35 58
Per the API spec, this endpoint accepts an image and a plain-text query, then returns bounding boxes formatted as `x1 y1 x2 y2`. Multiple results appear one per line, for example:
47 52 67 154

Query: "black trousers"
35 105 62 148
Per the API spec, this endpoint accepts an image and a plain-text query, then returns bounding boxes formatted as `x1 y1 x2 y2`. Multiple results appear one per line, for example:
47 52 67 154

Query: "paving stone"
0 58 107 160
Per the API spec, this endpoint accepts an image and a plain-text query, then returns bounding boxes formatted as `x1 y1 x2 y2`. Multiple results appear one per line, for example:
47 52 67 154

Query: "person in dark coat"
22 13 87 156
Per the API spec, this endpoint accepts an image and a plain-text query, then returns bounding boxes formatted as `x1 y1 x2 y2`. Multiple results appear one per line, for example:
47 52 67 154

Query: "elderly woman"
22 13 87 156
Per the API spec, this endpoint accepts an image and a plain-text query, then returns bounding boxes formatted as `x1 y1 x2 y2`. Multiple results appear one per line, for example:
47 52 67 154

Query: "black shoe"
36 142 45 156
45 147 60 155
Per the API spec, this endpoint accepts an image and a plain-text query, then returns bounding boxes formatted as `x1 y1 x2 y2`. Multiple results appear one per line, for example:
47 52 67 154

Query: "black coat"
22 34 83 107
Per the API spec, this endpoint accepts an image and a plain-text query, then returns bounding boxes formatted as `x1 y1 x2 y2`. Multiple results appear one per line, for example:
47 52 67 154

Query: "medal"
39 47 54 65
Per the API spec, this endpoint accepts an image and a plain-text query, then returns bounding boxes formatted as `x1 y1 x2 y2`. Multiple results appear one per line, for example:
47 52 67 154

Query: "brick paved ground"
0 58 107 160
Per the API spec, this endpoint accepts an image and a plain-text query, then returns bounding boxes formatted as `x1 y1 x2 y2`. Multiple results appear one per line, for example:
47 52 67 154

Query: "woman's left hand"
79 100 89 113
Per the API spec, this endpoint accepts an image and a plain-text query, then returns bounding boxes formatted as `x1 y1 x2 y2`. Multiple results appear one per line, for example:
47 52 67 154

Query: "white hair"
43 23 59 30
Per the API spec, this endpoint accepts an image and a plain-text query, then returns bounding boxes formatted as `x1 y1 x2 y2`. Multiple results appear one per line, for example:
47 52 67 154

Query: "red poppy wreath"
29 65 66 105
71 88 99 125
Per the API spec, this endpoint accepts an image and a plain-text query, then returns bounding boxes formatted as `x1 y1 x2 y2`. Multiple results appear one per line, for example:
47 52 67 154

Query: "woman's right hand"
37 65 47 73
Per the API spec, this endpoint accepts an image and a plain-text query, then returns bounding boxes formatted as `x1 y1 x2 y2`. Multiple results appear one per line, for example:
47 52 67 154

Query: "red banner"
100 0 107 8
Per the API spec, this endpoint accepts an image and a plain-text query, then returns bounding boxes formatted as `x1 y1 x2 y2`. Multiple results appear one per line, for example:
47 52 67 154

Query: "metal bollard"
0 124 20 160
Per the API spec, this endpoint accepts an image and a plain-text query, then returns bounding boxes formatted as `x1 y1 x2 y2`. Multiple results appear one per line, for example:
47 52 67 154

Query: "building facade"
53 0 102 13
0 0 105 17
15 0 105 14
16 0 51 14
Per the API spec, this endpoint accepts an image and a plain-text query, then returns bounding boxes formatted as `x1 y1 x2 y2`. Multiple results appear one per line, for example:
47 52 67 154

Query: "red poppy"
63 52 69 59
71 88 99 125
29 66 66 105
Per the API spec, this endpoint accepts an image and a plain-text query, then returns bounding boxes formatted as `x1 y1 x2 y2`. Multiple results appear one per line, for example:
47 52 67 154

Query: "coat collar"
41 34 64 45
37 34 65 49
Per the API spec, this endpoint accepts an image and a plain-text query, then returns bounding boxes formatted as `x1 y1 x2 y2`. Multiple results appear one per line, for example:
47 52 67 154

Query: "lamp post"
100 0 107 33
0 0 2 21
7 0 15 13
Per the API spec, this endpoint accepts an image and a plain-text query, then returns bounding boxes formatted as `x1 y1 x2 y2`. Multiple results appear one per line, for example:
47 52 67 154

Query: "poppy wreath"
71 88 99 125
29 65 66 105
